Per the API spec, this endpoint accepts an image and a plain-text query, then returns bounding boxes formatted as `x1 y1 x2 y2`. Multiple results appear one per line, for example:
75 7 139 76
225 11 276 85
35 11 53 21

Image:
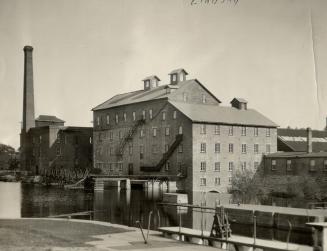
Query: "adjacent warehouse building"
92 69 278 192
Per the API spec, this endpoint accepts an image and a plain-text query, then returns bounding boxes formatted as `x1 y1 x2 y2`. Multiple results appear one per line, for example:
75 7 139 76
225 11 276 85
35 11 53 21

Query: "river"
0 182 314 246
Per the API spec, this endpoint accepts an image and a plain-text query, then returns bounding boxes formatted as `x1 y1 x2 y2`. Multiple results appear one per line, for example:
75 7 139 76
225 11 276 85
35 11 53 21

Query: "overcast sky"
0 0 326 149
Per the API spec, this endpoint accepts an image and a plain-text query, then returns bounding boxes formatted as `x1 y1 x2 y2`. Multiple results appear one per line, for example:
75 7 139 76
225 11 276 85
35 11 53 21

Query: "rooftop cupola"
142 75 160 91
231 98 248 110
168 68 188 85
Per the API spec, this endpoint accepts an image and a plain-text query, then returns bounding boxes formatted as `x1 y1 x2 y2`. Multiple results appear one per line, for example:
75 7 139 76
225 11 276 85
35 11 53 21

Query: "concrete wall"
192 125 277 192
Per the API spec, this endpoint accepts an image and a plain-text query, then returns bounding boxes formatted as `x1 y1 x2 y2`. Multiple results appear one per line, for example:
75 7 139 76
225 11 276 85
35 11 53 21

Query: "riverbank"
0 218 219 251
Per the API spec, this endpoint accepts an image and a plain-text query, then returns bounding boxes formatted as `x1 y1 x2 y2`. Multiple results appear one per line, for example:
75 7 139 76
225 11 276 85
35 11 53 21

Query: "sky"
0 0 326 149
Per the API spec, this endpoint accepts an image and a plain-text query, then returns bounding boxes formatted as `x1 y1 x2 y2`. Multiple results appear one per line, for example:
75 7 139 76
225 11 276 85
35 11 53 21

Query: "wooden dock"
158 226 299 251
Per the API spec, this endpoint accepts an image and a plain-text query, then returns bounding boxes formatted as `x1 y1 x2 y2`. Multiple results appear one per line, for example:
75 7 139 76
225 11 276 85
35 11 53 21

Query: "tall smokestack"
20 45 35 171
22 45 35 132
307 127 312 153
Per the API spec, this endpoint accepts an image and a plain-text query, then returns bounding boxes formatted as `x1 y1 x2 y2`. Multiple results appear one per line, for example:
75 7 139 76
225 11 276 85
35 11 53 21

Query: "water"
0 182 314 246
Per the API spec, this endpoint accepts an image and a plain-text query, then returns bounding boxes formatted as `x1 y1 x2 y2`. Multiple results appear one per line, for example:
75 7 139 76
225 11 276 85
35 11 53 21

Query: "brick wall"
192 124 277 192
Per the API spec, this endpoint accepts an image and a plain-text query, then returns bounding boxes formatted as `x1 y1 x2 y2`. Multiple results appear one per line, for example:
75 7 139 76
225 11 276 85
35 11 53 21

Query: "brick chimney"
22 45 35 132
20 45 35 171
307 127 312 153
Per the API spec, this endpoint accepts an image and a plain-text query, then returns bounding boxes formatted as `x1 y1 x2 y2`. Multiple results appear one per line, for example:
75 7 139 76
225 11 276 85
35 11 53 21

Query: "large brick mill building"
92 69 278 192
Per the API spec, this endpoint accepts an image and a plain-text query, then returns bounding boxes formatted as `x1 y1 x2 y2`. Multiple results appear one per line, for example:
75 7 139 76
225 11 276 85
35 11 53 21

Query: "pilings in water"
94 178 131 191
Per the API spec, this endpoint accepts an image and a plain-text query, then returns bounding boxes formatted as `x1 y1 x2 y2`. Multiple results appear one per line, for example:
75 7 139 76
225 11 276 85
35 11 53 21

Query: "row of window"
96 109 179 126
199 124 271 137
96 126 183 142
271 159 327 172
96 143 184 158
200 161 260 172
199 177 232 186
200 143 272 154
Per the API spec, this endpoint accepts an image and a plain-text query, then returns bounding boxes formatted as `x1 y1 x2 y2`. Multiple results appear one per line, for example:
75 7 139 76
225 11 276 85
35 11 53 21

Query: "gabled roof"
169 101 278 127
169 68 188 75
231 98 248 104
35 115 65 123
92 79 221 111
277 128 327 152
142 75 160 81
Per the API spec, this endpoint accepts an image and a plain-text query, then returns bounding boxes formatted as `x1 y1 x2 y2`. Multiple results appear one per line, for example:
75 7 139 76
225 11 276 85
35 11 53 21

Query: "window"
324 160 327 171
178 162 182 173
215 177 220 186
228 177 232 185
242 144 247 154
310 160 316 171
254 144 259 154
165 127 170 136
123 113 127 122
229 143 234 153
56 147 61 156
165 161 170 171
183 93 188 102
152 145 158 154
97 117 100 126
118 163 123 172
142 110 146 120
254 128 259 136
200 162 206 172
119 131 123 139
173 110 177 119
286 160 292 171
109 163 114 172
200 178 206 186
149 109 153 119
200 124 206 134
172 74 177 81
178 144 183 153
145 80 150 88
202 94 206 103
129 145 133 155
108 147 113 156
229 126 233 136
115 114 119 124
229 162 234 172
200 143 206 153
215 143 220 153
180 74 184 81
266 128 271 137
179 126 183 135
133 112 136 121
266 144 271 154
162 111 166 121
241 162 246 171
241 127 246 136
254 162 259 171
214 125 220 135
109 131 113 141
214 162 220 172
165 144 169 152
140 146 144 160
271 160 276 170
106 115 110 125
153 128 157 137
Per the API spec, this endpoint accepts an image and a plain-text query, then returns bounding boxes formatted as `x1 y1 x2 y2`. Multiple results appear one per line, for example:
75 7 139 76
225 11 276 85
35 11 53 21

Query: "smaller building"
25 115 93 181
264 128 327 194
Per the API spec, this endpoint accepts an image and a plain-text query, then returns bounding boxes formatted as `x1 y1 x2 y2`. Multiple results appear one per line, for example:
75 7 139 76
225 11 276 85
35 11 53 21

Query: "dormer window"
145 80 150 88
172 74 177 82
143 76 160 90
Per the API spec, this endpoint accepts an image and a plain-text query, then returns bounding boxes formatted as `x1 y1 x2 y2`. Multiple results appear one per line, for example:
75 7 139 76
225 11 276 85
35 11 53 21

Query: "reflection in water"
0 182 313 246
0 182 21 218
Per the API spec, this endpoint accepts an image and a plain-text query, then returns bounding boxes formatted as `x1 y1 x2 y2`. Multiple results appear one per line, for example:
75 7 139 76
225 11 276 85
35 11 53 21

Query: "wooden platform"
158 226 299 251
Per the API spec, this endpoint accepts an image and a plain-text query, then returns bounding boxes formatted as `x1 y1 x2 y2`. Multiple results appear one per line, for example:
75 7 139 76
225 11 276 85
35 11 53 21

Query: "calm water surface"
0 182 314 246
